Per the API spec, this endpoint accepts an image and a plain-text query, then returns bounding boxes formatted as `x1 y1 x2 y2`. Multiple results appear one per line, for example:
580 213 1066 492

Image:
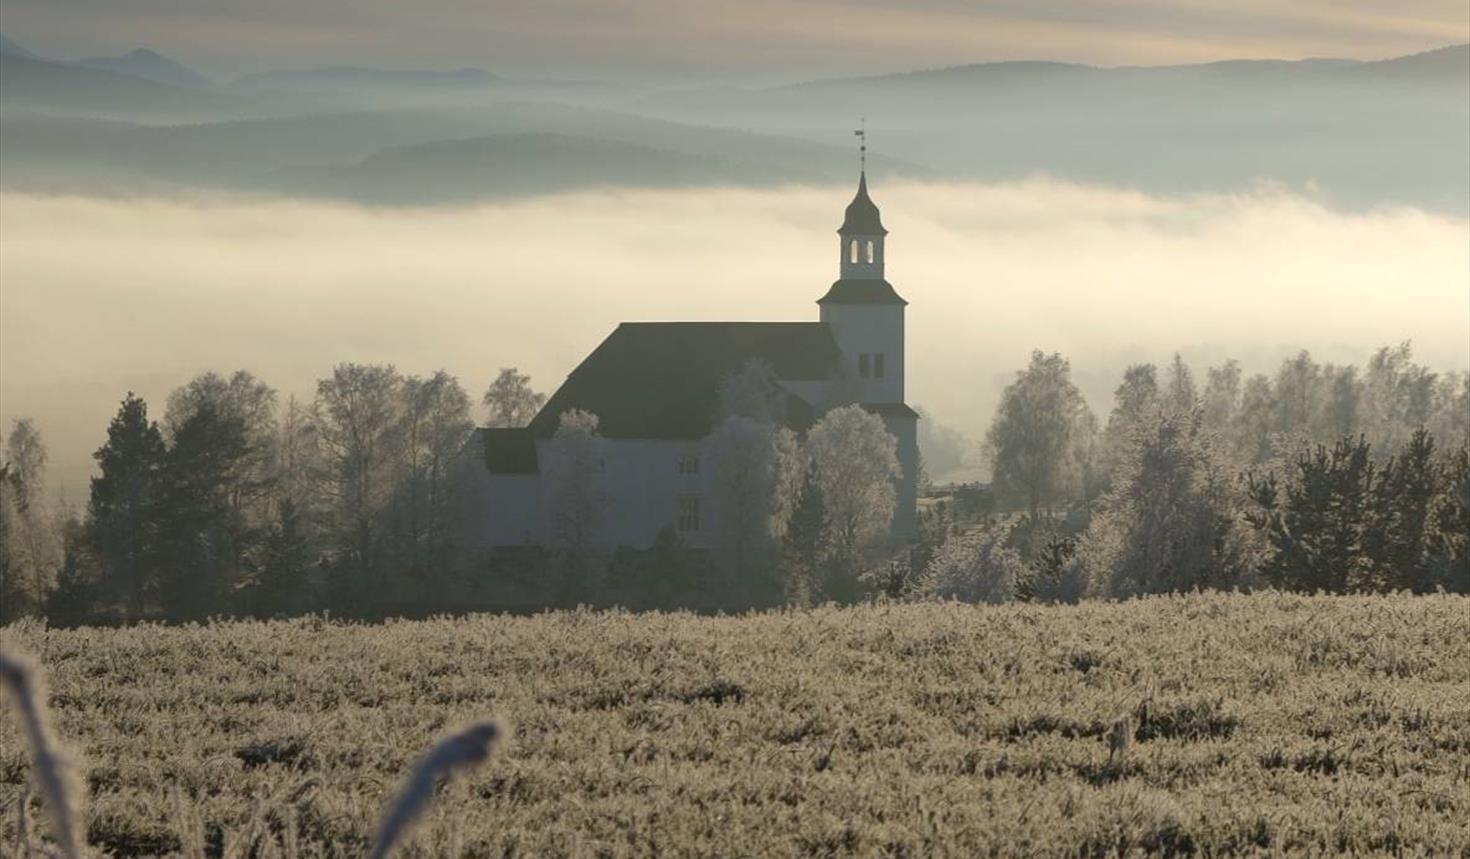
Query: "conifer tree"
89 393 167 619
156 402 252 620
253 499 314 616
1247 436 1375 592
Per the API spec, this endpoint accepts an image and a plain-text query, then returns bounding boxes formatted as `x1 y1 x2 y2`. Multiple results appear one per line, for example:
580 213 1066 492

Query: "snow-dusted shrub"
915 528 1024 604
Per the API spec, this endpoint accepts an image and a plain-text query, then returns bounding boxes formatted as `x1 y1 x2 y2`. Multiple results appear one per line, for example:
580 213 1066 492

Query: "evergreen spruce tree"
156 402 252 620
1366 429 1438 591
1248 436 1375 592
253 498 313 616
45 517 97 627
779 465 826 606
1424 442 1470 593
89 393 167 620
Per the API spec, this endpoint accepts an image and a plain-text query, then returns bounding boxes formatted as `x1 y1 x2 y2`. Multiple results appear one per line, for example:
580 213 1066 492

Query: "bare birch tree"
482 367 547 428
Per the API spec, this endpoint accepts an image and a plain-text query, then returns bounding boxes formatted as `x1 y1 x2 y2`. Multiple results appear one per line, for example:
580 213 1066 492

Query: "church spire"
838 170 887 237
837 156 887 280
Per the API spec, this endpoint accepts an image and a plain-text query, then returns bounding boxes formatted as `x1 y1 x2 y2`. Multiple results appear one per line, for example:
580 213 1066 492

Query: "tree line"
1 366 550 624
900 343 1468 604
1 358 909 623
3 343 1465 625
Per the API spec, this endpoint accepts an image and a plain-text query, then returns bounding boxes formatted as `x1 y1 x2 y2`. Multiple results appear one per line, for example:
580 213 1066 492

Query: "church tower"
818 169 918 537
819 170 907 405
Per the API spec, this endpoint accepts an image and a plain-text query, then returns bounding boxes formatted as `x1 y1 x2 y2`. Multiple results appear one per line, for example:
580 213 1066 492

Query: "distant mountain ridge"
1343 43 1470 80
0 33 39 59
232 66 500 92
0 53 243 121
769 44 1468 91
78 48 212 89
0 35 1464 212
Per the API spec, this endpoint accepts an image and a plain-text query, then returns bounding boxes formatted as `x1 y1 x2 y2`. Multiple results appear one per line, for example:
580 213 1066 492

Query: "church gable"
527 321 840 440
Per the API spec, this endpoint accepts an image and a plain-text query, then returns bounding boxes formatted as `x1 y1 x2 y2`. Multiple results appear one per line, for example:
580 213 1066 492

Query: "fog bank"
2 181 1466 496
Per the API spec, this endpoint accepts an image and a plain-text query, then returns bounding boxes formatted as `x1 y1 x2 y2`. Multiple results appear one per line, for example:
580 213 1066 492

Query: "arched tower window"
866 240 875 264
850 239 859 264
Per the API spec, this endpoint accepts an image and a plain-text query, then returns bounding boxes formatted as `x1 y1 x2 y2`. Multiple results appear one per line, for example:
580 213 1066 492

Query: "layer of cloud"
1 181 1466 496
4 0 1466 80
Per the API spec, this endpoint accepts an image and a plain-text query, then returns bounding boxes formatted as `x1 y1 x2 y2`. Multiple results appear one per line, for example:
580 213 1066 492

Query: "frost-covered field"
3 593 1469 857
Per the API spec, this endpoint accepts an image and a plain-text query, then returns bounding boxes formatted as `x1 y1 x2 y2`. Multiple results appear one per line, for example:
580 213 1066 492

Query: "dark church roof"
479 427 539 474
527 322 840 440
817 278 907 306
838 172 887 236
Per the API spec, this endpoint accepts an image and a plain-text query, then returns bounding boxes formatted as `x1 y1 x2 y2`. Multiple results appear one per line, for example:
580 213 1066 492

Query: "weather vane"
854 117 866 172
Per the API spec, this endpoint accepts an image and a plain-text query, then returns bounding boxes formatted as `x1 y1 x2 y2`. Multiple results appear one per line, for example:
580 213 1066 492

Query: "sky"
3 181 1466 499
3 0 1467 81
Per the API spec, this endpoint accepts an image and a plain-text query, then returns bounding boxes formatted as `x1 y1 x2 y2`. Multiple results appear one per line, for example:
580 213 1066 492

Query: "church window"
677 495 701 532
859 354 871 378
677 453 700 474
874 353 885 378
850 239 859 264
866 240 875 263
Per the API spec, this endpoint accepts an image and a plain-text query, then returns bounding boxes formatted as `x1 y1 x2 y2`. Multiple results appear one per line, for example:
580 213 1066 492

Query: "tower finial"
854 117 866 173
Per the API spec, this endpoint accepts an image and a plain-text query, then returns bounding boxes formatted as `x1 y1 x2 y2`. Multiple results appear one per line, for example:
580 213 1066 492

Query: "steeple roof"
838 171 887 236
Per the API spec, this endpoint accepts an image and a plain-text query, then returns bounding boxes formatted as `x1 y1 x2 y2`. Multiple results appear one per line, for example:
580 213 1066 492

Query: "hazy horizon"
3 0 1466 82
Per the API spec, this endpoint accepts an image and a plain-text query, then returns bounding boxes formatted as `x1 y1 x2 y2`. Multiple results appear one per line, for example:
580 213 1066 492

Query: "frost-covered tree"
807 404 900 600
0 419 61 621
1110 365 1160 429
395 371 474 579
315 363 406 596
1163 353 1198 416
273 395 323 516
1231 373 1277 465
165 370 278 520
1319 364 1360 440
1076 410 1258 597
1427 373 1470 450
710 415 803 597
1273 350 1322 440
1202 360 1242 431
1019 533 1086 604
986 351 1096 517
1101 363 1160 483
914 528 1023 604
482 367 546 428
1360 342 1439 454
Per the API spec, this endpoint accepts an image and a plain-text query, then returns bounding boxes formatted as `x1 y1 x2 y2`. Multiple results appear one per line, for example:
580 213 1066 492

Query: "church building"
464 171 919 549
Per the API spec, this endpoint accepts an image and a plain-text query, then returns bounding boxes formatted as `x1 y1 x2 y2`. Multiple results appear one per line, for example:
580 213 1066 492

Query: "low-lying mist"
2 180 1466 496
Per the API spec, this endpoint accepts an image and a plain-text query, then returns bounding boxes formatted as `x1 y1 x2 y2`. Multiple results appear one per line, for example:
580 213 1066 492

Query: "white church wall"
486 474 544 546
820 303 905 404
536 436 713 550
449 446 543 549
